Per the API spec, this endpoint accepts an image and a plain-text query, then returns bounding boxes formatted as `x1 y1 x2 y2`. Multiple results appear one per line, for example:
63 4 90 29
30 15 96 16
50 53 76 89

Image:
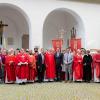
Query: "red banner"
70 38 81 51
52 39 63 51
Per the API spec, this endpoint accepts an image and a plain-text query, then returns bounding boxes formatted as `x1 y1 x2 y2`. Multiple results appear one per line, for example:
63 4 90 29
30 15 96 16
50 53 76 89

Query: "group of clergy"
0 47 100 85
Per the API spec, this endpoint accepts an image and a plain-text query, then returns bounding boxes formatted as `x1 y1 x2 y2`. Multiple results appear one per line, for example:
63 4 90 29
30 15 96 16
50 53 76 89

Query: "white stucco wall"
43 8 84 49
0 0 100 50
0 5 29 49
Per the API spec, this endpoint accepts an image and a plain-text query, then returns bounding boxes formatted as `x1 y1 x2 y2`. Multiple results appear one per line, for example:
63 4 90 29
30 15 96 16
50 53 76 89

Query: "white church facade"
0 0 100 50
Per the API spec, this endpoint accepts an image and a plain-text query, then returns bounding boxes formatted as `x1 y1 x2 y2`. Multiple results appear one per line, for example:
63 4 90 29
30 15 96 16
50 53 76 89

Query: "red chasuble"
45 52 56 79
94 53 100 78
34 52 39 76
15 53 21 79
73 54 83 80
91 54 95 79
5 54 16 82
28 55 36 81
16 53 29 79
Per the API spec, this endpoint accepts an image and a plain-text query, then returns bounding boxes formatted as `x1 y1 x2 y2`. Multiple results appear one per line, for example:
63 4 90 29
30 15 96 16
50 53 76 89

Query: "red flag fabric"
70 38 81 51
52 39 63 51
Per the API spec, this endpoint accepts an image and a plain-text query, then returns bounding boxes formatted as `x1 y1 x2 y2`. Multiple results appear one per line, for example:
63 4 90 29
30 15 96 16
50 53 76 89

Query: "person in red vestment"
91 50 98 81
0 51 3 83
28 50 36 82
5 49 16 83
73 49 83 81
33 47 39 81
15 48 21 84
45 49 56 81
93 50 100 82
15 48 20 55
16 49 29 85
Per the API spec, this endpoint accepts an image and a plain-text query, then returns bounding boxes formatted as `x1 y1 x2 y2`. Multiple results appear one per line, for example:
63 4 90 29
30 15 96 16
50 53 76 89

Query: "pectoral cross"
0 20 8 45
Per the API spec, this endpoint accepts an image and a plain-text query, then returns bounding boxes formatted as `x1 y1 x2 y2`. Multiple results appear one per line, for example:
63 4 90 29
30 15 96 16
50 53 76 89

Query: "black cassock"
83 54 93 82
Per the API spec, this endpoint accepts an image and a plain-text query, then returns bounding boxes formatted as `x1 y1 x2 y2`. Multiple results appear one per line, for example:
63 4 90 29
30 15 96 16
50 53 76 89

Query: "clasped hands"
78 60 82 64
9 61 14 66
18 62 28 66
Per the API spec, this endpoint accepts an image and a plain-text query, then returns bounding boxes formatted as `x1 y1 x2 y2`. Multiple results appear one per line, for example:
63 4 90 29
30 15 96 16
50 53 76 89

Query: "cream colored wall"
0 0 100 50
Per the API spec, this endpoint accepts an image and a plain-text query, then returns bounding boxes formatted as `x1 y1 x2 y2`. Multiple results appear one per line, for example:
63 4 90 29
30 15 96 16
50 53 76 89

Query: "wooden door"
22 34 29 49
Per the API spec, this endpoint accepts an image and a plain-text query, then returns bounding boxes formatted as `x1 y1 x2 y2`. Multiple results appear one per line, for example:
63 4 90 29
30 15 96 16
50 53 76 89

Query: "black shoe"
19 83 22 85
87 81 90 83
38 80 42 83
22 82 26 85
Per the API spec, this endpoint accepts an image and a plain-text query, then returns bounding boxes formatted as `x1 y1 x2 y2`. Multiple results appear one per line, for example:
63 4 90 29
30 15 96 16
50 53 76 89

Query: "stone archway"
0 3 30 49
43 8 85 49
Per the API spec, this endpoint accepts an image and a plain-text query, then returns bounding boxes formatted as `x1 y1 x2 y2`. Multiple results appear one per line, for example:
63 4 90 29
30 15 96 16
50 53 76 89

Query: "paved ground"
0 82 100 100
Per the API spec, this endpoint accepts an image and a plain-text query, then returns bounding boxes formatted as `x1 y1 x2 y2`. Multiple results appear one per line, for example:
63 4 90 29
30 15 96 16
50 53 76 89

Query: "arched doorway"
43 8 85 50
0 3 30 49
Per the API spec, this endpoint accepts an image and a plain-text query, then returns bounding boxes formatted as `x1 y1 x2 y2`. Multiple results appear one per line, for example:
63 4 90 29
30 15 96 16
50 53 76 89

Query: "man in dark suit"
83 50 93 82
54 48 63 81
37 48 45 83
